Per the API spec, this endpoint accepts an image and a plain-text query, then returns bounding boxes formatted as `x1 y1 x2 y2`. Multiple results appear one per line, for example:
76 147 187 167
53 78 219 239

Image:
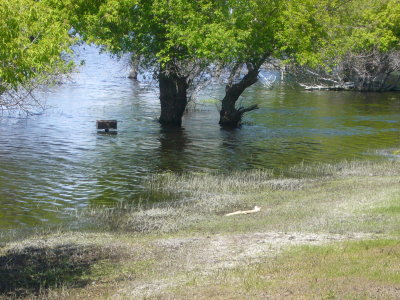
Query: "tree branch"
238 104 259 114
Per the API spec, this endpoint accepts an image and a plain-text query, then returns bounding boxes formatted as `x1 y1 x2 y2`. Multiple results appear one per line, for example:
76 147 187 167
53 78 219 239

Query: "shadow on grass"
0 244 105 297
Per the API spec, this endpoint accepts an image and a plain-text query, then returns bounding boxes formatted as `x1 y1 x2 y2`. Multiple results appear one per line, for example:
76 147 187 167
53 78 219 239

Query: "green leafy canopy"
53 0 282 67
277 0 400 68
0 0 74 93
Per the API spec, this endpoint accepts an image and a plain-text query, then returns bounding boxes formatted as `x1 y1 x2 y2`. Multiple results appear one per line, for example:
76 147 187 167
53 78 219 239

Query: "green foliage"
32 0 400 87
163 0 282 64
54 0 400 74
0 0 74 94
53 0 282 67
278 0 400 68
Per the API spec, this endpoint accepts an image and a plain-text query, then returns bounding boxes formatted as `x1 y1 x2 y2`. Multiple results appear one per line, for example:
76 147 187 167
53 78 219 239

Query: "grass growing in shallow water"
1 160 400 299
86 160 400 235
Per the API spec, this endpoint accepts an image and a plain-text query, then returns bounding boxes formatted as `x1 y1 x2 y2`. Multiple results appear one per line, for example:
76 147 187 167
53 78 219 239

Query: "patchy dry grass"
1 160 400 299
169 239 400 299
85 160 400 236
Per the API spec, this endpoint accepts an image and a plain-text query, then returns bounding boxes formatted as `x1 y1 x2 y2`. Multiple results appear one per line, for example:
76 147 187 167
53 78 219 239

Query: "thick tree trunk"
159 67 188 126
219 68 260 128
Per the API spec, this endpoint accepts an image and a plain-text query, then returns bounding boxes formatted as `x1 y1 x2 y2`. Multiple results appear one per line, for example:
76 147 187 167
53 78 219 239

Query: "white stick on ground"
225 206 261 216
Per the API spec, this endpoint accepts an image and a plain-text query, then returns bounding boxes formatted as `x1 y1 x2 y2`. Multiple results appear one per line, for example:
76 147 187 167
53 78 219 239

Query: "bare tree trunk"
219 66 260 128
128 55 140 80
159 65 188 127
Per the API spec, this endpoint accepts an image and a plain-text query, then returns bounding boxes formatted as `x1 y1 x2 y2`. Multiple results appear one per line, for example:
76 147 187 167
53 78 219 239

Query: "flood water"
0 46 399 229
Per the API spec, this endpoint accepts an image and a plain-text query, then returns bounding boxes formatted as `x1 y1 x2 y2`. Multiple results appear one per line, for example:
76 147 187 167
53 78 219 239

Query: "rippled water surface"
0 46 399 228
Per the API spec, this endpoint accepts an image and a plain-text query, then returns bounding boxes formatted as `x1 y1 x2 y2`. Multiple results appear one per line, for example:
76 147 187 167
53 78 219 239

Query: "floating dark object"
97 120 117 132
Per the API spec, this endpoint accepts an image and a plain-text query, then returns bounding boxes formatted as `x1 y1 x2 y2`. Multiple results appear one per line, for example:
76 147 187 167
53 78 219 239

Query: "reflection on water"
157 126 191 171
0 45 399 229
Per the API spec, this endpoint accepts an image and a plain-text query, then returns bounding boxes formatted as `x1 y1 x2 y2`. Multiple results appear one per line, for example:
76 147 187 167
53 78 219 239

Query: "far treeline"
1 0 399 127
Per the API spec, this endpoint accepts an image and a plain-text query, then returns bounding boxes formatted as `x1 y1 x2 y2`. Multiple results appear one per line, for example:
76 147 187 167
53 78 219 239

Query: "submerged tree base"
158 65 189 127
219 61 265 128
219 104 259 128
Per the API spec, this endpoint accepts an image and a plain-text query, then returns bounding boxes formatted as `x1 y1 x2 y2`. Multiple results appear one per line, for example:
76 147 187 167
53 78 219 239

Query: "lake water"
0 46 399 229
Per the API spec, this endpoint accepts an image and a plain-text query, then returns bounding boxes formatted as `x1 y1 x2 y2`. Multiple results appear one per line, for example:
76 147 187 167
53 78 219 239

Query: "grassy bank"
1 160 399 299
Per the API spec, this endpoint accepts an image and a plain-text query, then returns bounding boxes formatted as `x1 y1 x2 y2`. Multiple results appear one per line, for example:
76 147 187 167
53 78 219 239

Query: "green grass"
392 150 400 155
369 196 400 215
171 239 400 299
1 160 400 299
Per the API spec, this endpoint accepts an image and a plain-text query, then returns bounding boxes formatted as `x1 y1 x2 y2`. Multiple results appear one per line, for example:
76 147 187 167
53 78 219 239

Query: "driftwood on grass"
225 206 261 216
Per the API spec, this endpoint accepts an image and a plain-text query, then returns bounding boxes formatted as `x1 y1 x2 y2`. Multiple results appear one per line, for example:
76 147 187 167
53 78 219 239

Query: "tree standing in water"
49 0 399 127
50 0 285 127
50 1 221 126
217 0 282 127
